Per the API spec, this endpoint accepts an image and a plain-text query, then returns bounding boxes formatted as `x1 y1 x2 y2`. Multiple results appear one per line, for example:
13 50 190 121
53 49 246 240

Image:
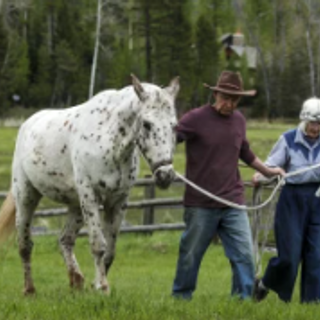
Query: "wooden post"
252 184 263 275
143 175 155 226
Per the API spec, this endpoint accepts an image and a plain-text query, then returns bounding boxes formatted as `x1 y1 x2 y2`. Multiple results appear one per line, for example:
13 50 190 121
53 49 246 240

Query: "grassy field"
2 121 320 319
1 233 319 320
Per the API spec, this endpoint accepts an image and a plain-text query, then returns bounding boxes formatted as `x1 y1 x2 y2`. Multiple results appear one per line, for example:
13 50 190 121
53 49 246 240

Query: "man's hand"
250 157 286 181
265 166 286 178
251 171 283 187
252 172 263 186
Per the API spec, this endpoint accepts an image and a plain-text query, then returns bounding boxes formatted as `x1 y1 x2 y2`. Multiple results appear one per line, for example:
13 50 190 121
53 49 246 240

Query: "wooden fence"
0 176 279 240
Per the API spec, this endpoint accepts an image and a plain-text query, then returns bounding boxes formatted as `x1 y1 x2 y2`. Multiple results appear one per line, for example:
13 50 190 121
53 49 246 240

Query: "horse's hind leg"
14 180 41 295
59 205 85 289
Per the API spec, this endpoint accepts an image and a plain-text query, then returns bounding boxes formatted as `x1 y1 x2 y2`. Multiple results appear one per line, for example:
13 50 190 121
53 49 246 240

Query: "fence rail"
0 176 279 237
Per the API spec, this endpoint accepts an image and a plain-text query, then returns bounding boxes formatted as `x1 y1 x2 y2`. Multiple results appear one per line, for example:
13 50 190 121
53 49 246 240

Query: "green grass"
0 233 319 320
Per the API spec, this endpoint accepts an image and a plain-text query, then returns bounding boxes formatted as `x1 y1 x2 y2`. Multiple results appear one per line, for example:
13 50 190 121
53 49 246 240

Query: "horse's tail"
0 191 16 245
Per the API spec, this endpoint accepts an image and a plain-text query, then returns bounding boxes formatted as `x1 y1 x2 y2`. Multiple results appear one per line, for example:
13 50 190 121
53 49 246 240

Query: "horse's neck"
105 92 141 161
76 89 141 161
115 110 141 161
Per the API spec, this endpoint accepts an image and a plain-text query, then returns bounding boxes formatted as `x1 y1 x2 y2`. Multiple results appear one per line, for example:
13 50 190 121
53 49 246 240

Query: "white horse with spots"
0 75 179 295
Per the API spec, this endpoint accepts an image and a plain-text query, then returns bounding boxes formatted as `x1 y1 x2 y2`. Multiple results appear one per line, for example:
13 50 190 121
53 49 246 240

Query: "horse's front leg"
101 197 127 285
78 187 109 292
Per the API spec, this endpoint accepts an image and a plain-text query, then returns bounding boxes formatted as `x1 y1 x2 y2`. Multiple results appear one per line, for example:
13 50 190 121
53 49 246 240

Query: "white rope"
174 162 320 211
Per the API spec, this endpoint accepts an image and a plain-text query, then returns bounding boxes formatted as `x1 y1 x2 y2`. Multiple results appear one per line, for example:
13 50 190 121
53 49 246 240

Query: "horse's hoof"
69 271 85 290
101 284 111 296
91 282 111 295
24 286 36 296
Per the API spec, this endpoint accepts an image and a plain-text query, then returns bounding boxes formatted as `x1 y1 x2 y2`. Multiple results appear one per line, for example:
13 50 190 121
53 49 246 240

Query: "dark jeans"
172 206 255 300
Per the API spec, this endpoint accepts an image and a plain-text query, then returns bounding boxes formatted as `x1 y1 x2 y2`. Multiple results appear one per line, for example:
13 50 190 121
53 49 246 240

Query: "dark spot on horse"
81 135 88 140
48 171 58 176
69 124 73 131
84 194 88 198
53 187 61 194
143 122 151 131
97 135 101 142
61 145 67 154
64 120 69 126
99 180 106 188
119 127 126 136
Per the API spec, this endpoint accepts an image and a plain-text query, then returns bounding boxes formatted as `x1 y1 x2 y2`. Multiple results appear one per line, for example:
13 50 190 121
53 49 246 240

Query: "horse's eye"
143 121 151 131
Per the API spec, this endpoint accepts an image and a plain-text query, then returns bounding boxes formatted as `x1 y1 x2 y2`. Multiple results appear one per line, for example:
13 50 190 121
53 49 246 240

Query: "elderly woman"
253 97 320 303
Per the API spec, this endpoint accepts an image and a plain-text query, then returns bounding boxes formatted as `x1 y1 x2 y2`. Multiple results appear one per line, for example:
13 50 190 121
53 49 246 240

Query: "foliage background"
1 0 320 119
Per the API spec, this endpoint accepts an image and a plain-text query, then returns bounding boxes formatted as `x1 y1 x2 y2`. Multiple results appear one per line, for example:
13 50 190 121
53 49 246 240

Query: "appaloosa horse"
0 74 179 294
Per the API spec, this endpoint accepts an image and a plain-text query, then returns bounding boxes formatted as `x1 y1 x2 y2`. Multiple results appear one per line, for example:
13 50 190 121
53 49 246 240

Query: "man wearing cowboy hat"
172 70 285 300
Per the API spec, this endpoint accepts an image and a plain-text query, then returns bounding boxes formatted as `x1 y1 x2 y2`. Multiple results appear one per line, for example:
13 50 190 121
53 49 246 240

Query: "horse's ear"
131 74 147 102
165 76 180 99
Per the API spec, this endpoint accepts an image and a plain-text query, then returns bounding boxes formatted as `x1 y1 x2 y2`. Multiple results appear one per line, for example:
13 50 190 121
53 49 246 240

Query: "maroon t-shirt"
176 104 256 208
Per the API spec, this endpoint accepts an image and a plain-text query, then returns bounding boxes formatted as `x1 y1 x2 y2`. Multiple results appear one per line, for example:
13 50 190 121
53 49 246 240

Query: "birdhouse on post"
220 31 257 69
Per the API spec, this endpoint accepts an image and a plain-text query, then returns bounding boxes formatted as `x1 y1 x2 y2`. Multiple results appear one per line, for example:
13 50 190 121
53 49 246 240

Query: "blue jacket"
266 128 320 184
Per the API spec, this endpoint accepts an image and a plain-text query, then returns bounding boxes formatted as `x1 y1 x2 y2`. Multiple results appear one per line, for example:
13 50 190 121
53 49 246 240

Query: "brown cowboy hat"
203 71 256 97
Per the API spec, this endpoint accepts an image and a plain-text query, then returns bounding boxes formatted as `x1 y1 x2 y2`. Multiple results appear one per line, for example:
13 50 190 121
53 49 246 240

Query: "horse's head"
132 75 180 189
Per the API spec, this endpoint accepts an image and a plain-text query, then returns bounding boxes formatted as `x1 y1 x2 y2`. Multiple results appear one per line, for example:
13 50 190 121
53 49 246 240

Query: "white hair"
299 97 320 134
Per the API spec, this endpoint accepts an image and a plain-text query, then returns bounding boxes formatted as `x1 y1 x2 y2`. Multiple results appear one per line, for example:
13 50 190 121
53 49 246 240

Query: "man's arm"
250 157 286 178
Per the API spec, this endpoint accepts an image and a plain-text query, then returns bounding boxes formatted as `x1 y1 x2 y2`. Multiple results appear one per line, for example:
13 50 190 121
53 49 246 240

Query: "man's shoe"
253 278 269 302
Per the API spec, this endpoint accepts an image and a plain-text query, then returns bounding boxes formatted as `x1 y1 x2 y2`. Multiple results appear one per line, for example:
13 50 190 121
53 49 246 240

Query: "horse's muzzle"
153 163 175 189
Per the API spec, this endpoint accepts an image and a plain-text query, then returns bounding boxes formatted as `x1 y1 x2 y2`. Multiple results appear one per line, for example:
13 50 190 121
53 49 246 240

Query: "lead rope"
174 162 320 210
